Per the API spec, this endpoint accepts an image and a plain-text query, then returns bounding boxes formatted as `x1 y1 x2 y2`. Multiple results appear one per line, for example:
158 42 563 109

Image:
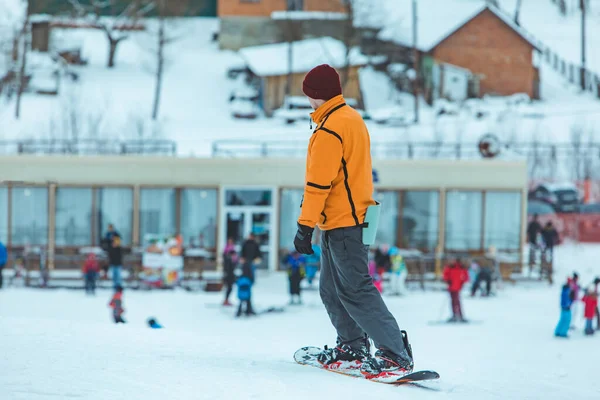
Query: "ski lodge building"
0 155 527 275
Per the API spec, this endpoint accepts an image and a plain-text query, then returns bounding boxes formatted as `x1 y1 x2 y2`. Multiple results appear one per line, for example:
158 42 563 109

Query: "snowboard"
294 346 440 385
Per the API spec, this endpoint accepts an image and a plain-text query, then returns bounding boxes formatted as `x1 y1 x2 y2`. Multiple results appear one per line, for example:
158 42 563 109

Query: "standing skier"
285 250 305 305
582 287 597 336
554 281 574 338
108 286 126 324
443 259 469 322
222 238 237 306
293 64 413 377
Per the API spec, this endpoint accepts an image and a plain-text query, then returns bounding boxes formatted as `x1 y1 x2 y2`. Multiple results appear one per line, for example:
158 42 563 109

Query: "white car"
229 84 260 119
274 96 367 124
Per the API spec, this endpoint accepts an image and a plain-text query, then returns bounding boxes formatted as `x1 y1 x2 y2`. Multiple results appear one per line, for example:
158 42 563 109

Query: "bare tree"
148 0 195 120
151 5 166 120
68 0 154 68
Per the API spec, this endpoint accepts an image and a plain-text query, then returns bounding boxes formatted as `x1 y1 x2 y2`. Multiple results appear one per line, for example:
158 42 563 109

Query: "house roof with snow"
355 1 540 52
238 37 369 77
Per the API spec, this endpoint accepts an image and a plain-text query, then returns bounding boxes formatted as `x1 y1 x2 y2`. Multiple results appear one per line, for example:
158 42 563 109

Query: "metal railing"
212 140 600 160
0 139 177 156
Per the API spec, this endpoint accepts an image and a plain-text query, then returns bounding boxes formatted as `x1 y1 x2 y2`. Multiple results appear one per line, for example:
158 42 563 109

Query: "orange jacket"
298 95 375 230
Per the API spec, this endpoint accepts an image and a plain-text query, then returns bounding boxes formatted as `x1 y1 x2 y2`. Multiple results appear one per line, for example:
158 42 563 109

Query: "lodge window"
180 189 218 249
55 187 93 247
445 191 483 251
11 187 48 246
402 191 439 251
96 188 133 246
484 191 522 251
139 188 177 242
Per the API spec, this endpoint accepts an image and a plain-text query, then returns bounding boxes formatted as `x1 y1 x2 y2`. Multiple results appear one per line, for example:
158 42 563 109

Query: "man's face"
308 97 321 110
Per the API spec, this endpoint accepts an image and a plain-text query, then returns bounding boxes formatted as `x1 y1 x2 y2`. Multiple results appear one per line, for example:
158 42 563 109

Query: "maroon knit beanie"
302 64 342 101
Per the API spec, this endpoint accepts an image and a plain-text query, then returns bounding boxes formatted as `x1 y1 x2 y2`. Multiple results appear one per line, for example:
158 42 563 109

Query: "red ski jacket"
82 257 99 274
443 263 469 292
582 293 598 319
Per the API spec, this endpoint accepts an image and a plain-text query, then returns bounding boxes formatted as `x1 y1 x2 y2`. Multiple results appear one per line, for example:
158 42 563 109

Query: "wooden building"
238 37 366 116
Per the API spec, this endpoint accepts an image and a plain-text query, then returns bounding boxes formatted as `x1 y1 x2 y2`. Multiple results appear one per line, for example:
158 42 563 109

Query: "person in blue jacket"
285 250 306 305
236 264 256 317
555 281 575 338
304 244 321 288
0 241 7 289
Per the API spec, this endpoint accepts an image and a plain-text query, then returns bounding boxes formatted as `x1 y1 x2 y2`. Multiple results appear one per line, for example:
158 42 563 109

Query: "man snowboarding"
293 64 413 377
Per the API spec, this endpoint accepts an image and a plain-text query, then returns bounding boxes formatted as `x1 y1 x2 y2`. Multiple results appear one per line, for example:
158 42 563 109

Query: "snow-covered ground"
1 243 599 400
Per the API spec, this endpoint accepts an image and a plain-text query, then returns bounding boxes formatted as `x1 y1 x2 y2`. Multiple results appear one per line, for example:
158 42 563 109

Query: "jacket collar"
310 95 346 124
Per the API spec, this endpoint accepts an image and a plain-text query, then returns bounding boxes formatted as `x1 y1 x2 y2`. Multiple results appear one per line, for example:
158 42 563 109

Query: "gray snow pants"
320 226 406 356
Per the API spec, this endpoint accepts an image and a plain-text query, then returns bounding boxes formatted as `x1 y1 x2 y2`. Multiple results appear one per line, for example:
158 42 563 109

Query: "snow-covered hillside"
1 1 599 160
0 243 599 400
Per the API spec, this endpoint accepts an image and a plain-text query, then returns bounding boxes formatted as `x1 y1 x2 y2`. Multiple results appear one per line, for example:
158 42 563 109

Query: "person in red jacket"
82 253 100 295
582 286 598 335
108 286 126 324
443 259 469 323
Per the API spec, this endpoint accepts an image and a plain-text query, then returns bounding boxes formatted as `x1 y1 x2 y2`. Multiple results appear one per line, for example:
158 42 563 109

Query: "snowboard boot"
317 339 371 370
361 331 414 378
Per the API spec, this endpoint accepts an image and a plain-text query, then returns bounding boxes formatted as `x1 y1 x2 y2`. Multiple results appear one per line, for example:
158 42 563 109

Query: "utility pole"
412 0 419 123
580 0 586 91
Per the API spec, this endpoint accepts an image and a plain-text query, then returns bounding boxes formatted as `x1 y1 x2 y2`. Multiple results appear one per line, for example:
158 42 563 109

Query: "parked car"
370 107 408 126
273 96 367 124
229 79 261 120
528 183 581 213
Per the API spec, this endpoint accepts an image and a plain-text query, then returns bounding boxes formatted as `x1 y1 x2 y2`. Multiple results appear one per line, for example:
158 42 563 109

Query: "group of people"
222 233 322 315
222 234 261 317
527 215 559 263
81 224 124 296
555 273 600 337
368 245 408 295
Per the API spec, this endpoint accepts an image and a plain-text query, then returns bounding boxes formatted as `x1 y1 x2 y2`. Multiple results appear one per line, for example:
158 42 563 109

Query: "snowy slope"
1 244 599 400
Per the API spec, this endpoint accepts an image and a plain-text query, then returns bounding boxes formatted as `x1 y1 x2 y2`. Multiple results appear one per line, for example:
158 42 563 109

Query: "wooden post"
47 183 56 271
132 185 140 247
435 189 446 278
519 187 528 273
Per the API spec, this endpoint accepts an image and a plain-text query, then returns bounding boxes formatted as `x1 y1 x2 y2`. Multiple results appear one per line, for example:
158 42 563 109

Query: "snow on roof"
30 14 53 23
238 37 369 77
354 0 540 52
0 0 26 31
271 11 348 21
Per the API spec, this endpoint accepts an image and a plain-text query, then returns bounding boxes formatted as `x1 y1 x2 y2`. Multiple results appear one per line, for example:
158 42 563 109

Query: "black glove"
294 224 315 255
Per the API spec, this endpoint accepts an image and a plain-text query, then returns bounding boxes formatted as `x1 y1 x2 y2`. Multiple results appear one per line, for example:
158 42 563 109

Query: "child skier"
82 253 100 295
108 286 126 324
568 273 581 329
388 247 407 296
443 259 469 322
236 264 255 317
554 281 574 338
285 250 306 305
147 317 163 329
304 244 321 288
582 287 598 336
